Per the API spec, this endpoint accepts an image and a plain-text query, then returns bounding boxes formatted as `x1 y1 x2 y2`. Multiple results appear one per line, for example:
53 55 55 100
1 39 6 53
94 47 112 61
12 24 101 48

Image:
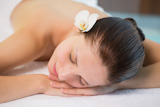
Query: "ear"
73 26 80 33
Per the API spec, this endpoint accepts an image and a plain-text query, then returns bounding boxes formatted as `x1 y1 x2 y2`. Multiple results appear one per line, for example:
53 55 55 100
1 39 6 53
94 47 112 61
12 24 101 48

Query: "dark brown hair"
84 17 145 84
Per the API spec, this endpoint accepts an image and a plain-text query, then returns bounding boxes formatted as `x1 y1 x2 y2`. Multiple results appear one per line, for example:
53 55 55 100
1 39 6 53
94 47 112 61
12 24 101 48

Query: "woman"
0 0 160 103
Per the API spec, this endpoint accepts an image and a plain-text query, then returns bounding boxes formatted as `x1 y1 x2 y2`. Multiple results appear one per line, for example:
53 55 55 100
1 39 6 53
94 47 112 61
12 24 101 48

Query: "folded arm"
118 39 160 89
0 74 44 103
0 74 74 103
119 62 160 89
0 29 57 103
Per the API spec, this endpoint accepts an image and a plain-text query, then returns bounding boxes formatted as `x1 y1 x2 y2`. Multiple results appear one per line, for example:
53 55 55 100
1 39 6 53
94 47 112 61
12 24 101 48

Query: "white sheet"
0 0 160 107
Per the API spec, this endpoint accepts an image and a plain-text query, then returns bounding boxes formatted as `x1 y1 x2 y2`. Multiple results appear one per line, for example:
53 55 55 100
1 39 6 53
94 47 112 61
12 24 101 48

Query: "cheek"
50 39 72 67
48 41 68 74
56 46 70 66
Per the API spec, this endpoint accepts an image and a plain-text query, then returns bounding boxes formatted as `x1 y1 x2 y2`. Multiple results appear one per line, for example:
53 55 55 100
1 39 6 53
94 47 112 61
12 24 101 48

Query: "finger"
48 74 63 82
44 87 80 97
50 81 74 89
48 74 58 80
61 88 97 96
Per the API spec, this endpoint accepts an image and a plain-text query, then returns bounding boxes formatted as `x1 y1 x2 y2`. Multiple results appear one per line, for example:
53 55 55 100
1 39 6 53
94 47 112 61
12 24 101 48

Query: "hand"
40 74 74 97
47 74 119 96
48 74 74 89
59 84 119 96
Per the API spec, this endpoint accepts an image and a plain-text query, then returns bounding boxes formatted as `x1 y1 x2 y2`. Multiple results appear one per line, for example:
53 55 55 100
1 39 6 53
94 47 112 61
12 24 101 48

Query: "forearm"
0 74 44 103
118 62 160 89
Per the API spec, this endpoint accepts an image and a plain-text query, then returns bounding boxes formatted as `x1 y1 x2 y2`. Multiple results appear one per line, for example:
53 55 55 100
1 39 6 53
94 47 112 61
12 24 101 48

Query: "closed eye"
80 76 89 86
69 53 75 64
79 77 85 85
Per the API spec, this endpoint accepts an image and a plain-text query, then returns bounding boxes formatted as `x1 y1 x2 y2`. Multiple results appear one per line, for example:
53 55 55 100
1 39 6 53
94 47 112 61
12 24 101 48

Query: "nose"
58 67 77 81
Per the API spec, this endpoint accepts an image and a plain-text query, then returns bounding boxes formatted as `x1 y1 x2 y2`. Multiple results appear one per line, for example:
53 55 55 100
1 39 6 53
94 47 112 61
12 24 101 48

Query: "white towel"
0 0 160 107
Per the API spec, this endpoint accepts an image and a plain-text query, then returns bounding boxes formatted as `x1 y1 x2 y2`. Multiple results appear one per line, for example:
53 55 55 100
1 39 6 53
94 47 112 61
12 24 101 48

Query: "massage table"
0 0 160 106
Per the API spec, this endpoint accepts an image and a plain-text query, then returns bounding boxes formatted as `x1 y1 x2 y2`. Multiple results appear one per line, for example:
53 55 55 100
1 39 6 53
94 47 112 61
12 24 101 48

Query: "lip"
53 62 58 78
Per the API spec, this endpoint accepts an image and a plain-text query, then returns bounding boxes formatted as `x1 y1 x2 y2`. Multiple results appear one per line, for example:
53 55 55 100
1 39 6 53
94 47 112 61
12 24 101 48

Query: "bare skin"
0 0 108 71
0 0 160 103
10 0 107 61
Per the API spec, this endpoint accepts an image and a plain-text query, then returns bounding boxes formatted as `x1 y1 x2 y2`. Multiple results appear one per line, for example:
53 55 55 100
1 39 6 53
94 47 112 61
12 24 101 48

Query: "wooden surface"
98 0 160 15
140 0 160 14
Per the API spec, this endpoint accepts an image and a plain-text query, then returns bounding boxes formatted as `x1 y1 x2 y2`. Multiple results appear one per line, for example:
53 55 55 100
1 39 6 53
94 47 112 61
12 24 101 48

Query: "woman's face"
48 34 109 88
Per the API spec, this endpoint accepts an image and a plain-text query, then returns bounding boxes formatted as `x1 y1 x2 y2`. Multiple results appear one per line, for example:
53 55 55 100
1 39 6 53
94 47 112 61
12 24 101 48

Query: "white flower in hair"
74 10 99 32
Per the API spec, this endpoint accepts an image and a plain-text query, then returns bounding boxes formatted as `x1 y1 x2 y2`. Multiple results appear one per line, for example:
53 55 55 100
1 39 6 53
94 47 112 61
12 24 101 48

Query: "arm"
0 74 44 103
0 29 46 73
119 62 160 89
0 74 73 103
0 29 65 103
0 30 44 103
143 39 160 66
118 39 160 89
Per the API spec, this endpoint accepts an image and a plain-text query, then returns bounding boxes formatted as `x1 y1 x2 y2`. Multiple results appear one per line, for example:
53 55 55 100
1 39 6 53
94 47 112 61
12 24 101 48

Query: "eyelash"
69 53 75 64
80 77 85 86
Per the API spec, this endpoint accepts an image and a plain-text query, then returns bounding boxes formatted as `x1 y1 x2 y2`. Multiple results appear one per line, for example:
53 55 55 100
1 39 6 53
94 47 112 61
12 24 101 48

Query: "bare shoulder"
0 29 48 73
143 39 160 66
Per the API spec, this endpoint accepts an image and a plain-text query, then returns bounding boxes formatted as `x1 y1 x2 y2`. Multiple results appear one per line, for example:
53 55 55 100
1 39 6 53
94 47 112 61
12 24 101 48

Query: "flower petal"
75 10 89 24
83 13 99 32
74 22 83 30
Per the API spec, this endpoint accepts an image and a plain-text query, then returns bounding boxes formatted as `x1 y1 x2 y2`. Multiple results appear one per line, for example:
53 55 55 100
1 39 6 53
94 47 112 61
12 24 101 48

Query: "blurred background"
98 0 160 43
0 0 159 43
